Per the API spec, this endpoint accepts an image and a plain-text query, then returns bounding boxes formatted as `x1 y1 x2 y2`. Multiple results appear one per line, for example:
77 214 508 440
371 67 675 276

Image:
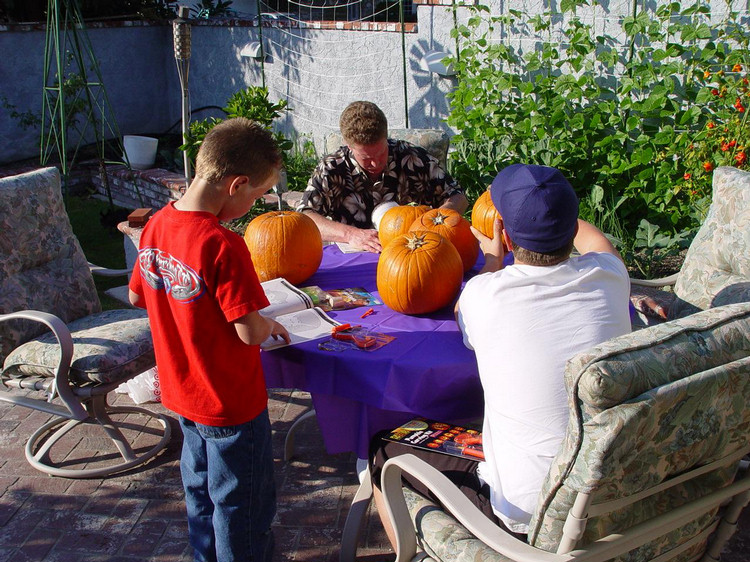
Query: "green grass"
65 195 130 310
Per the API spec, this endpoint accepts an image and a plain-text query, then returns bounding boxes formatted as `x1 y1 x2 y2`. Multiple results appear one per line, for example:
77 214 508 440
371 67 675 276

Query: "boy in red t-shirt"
129 118 289 562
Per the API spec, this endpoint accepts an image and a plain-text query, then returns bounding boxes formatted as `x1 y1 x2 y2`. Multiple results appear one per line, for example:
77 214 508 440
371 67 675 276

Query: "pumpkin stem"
405 233 428 250
432 212 447 225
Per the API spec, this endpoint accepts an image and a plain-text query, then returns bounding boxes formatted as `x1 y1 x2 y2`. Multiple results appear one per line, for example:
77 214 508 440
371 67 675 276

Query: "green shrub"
181 86 293 166
446 0 748 251
284 136 318 192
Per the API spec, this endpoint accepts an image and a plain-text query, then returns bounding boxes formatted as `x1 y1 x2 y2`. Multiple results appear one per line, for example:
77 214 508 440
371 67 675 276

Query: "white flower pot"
123 135 158 170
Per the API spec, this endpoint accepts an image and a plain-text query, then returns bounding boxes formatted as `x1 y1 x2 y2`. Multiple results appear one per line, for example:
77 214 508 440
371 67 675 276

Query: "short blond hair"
339 101 388 146
195 117 281 185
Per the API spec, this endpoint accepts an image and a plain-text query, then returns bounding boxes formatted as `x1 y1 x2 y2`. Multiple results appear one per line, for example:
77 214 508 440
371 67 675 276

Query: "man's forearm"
573 219 624 261
440 192 469 214
303 210 352 243
302 210 382 252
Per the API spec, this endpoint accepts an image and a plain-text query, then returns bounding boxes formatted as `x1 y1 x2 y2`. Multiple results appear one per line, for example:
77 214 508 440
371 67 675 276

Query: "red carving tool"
331 323 361 334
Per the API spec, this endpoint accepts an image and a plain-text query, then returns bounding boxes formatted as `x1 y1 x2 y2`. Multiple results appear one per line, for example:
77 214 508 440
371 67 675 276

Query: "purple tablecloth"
261 245 499 458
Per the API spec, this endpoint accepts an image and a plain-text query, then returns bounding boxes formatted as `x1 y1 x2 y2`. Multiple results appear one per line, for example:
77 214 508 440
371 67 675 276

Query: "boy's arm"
129 289 146 309
573 219 624 262
233 311 291 346
470 217 506 274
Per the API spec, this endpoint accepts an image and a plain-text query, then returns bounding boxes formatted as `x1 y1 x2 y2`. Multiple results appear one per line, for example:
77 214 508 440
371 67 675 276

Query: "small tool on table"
331 324 376 348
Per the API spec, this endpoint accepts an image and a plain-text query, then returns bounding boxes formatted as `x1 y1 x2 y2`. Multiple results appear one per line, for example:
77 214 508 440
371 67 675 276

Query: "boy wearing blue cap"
456 163 631 534
369 164 631 544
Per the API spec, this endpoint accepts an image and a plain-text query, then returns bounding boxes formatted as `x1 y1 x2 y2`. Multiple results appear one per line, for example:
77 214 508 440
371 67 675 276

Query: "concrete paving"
0 388 747 562
0 389 393 562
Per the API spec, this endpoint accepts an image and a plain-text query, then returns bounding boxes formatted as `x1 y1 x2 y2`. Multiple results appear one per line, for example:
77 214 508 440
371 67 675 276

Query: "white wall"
0 0 746 165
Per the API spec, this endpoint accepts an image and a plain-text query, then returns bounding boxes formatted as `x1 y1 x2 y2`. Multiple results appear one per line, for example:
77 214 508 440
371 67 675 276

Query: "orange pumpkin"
378 204 430 248
243 211 323 285
408 208 479 272
377 231 463 315
471 190 502 239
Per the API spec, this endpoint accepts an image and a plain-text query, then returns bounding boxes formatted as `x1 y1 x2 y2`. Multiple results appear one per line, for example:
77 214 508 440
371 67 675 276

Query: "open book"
259 278 340 350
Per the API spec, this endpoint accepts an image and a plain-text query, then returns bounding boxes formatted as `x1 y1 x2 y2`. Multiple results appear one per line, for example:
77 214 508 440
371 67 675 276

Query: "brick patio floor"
0 388 748 562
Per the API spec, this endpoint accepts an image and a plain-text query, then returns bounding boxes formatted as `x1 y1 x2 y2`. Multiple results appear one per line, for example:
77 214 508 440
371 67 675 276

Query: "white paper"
261 307 340 350
259 278 314 317
335 241 368 253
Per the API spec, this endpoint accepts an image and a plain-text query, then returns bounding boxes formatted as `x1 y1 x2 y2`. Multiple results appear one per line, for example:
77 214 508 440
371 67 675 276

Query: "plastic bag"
115 366 162 404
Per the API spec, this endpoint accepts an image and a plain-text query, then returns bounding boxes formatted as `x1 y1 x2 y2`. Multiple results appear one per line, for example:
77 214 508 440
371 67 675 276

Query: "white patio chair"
630 166 750 327
0 167 171 478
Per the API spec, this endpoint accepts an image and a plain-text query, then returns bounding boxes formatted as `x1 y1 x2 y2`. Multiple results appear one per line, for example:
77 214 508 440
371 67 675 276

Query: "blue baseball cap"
490 164 579 253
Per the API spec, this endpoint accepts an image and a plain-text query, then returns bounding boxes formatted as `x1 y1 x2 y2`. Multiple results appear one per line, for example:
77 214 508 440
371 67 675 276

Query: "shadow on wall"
408 37 455 130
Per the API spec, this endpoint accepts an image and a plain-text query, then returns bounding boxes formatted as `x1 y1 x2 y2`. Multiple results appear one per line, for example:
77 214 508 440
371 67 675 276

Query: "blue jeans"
179 410 276 562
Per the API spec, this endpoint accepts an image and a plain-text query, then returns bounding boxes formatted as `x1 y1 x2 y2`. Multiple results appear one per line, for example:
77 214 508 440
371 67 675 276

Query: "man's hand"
302 210 382 253
471 217 505 274
348 227 382 253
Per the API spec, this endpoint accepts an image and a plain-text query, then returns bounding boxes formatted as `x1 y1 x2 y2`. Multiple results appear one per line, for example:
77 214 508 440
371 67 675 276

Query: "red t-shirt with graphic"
129 203 270 426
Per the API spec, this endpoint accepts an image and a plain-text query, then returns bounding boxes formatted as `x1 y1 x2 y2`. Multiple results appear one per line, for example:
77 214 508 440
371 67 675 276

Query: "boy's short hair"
509 238 575 266
490 163 579 254
195 117 281 185
339 101 388 146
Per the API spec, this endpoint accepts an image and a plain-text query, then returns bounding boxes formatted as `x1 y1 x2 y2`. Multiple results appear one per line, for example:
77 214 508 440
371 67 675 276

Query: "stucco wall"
0 0 744 165
0 11 460 165
0 22 180 165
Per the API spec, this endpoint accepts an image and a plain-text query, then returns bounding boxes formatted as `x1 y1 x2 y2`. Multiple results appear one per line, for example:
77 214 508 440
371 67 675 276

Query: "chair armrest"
381 454 564 562
0 311 87 420
629 273 678 288
88 262 131 277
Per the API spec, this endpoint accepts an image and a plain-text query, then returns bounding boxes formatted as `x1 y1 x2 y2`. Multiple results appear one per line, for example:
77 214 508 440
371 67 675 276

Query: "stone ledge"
1 17 418 33
0 160 303 213
94 165 304 212
414 0 475 5
91 165 187 210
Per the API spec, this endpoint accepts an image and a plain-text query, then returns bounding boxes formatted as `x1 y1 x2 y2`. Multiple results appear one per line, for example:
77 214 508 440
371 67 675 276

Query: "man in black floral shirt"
297 101 468 252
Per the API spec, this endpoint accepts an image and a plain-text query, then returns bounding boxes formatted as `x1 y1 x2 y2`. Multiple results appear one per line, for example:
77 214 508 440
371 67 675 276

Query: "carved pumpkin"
377 231 463 315
408 208 479 272
378 204 430 248
471 190 502 239
243 211 323 285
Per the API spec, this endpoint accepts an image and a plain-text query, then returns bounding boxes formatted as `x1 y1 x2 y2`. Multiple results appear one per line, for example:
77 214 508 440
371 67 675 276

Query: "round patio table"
261 244 500 459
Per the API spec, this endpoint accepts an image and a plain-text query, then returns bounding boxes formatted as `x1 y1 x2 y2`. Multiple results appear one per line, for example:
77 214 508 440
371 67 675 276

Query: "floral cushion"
529 302 750 560
0 167 100 364
670 166 750 318
324 128 450 167
403 486 511 562
572 302 750 417
3 308 154 385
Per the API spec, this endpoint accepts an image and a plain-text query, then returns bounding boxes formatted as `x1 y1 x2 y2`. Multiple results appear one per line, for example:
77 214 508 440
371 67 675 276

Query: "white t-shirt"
457 252 631 533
